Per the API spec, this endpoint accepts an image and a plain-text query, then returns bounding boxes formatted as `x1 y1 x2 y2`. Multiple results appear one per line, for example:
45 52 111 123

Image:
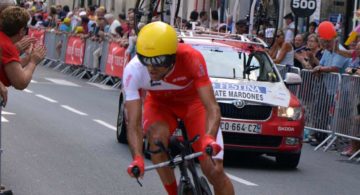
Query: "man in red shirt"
124 21 234 195
0 6 45 90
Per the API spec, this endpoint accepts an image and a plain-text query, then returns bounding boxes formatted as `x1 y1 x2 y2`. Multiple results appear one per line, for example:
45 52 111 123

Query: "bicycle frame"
142 122 212 194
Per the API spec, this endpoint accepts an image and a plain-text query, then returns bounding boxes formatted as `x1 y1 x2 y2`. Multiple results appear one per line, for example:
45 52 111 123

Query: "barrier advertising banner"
105 42 128 78
65 36 85 65
28 28 45 46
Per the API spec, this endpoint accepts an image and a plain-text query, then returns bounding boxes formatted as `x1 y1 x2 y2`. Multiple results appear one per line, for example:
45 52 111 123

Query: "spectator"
187 10 199 28
235 19 248 35
127 8 134 19
118 13 129 35
308 32 351 146
199 11 209 28
332 42 360 156
59 17 71 32
304 21 318 41
283 13 295 43
74 26 84 34
295 33 323 69
104 13 121 36
78 11 91 33
88 5 97 21
115 26 123 38
313 36 350 75
293 34 306 69
34 14 45 28
47 6 58 28
0 6 46 90
268 30 294 65
210 10 219 31
95 7 106 19
59 5 70 21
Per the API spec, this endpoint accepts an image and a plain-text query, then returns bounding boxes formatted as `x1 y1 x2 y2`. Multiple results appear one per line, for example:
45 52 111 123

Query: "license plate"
220 120 261 134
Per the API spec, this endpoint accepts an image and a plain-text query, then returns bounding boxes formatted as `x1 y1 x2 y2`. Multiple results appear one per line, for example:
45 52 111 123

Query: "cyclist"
124 21 234 195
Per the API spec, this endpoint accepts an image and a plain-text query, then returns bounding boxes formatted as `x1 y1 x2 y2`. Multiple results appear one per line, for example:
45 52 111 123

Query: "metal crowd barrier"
275 64 301 96
331 74 360 161
298 70 342 150
44 31 60 62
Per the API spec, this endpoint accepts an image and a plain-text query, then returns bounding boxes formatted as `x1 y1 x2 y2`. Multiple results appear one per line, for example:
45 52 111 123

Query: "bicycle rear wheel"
178 181 196 195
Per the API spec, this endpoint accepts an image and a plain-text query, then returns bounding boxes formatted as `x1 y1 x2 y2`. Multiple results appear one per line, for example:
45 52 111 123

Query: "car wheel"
116 93 127 144
276 152 301 169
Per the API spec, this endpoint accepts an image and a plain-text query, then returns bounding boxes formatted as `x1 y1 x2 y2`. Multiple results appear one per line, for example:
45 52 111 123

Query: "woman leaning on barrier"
334 41 360 75
295 33 323 70
334 40 360 156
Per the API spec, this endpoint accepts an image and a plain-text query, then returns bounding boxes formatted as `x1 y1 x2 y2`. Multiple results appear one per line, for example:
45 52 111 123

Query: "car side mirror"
284 72 302 85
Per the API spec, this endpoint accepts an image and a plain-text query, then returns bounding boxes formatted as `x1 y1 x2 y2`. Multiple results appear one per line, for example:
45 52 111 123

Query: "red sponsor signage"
65 36 85 65
28 28 45 46
105 42 129 78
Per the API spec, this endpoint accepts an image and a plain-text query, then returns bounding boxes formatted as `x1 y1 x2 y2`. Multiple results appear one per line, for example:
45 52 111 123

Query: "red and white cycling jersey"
123 44 211 103
123 44 224 159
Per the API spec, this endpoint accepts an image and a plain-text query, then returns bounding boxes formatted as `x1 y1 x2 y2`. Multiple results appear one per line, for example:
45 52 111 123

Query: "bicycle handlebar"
144 151 203 172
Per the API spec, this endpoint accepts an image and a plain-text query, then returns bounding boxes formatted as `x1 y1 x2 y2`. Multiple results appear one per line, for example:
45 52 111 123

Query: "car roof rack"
176 29 268 48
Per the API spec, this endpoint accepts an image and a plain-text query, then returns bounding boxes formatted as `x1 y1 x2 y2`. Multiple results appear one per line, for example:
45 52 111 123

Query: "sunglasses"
137 53 176 68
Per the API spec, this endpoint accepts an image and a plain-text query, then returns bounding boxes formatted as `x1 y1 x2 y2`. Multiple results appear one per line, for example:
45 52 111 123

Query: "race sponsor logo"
150 80 161 87
172 76 187 82
213 82 267 93
213 82 265 101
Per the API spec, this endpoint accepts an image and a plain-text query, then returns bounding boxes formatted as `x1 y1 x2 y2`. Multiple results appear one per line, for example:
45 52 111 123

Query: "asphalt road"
0 65 359 195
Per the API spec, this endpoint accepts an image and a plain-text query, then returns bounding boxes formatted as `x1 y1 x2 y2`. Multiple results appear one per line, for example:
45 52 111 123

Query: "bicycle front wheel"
178 181 196 195
199 176 212 195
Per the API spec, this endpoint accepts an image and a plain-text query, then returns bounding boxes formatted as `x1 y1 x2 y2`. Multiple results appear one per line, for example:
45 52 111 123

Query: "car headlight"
278 106 302 120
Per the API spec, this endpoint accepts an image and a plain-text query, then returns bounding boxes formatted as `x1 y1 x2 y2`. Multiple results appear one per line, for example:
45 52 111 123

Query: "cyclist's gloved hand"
127 155 145 178
201 134 222 156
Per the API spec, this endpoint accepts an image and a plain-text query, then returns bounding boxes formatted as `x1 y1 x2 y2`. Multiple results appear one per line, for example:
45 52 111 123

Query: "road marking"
24 89 33 93
61 105 88 116
45 78 80 87
2 111 16 115
226 173 258 186
93 119 116 131
31 80 38 83
87 82 114 90
35 94 58 103
1 116 8 123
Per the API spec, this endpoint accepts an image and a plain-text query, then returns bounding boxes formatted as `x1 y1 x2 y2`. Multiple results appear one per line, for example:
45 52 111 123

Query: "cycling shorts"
143 99 224 160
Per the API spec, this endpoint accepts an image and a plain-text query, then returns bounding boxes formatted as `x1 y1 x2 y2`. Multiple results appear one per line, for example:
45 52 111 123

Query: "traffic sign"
291 0 317 17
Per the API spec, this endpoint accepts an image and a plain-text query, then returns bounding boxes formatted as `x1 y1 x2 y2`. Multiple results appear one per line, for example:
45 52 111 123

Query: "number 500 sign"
291 0 317 17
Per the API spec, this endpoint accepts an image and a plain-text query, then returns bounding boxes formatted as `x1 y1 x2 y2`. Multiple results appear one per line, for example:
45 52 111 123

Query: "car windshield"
191 44 278 82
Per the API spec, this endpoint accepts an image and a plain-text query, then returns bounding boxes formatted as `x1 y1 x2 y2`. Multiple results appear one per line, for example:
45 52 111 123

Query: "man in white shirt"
104 13 121 36
284 13 295 43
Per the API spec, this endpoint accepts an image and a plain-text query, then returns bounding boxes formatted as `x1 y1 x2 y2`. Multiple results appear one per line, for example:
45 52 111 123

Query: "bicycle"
131 121 213 195
134 0 181 34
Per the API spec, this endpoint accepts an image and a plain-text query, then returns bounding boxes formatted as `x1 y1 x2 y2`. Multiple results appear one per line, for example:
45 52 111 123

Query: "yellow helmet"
75 26 84 33
63 17 71 24
136 21 178 67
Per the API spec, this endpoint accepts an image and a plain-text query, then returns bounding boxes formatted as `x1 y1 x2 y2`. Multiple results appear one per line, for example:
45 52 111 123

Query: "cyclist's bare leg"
200 157 234 195
147 122 177 187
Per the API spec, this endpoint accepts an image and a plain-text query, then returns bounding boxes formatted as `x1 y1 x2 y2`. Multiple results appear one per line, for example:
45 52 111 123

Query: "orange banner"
28 28 45 46
105 42 129 78
65 36 85 65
